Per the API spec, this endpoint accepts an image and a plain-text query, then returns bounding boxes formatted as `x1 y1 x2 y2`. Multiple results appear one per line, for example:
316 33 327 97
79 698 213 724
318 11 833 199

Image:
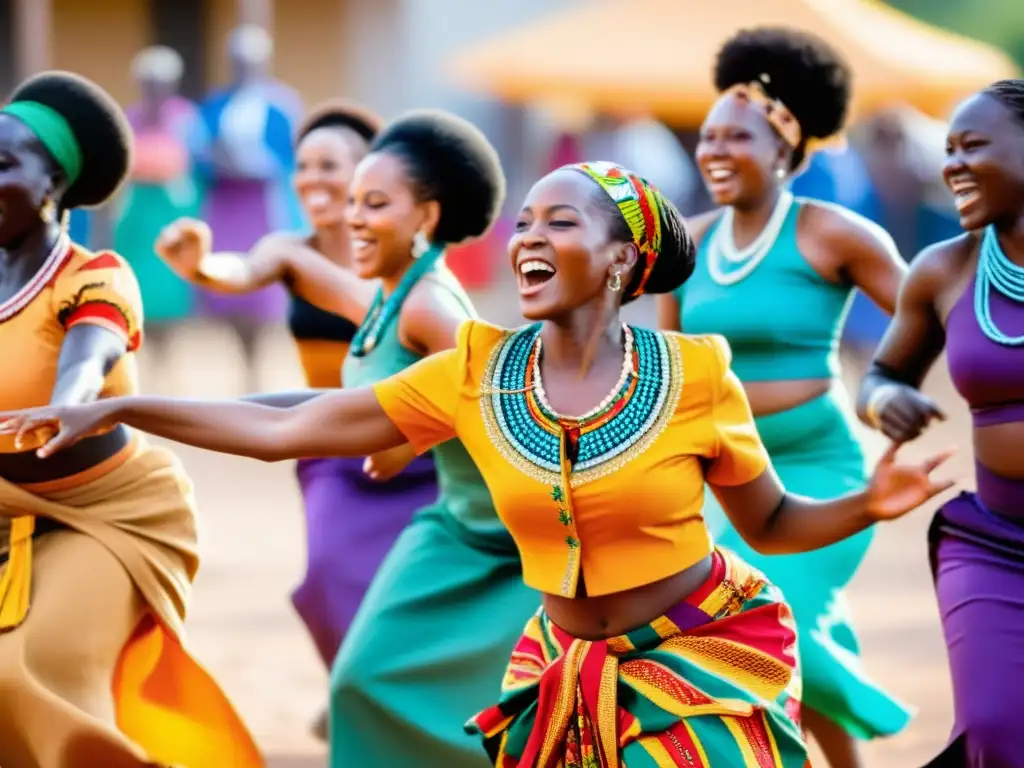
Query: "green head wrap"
1 100 83 185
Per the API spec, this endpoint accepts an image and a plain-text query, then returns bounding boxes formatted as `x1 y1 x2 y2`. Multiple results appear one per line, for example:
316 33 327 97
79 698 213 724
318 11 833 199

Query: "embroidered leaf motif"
566 536 579 549
558 509 572 526
551 485 565 502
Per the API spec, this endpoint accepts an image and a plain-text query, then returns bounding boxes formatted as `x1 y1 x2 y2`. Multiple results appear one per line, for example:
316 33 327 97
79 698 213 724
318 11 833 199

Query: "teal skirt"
702 386 912 740
328 505 539 767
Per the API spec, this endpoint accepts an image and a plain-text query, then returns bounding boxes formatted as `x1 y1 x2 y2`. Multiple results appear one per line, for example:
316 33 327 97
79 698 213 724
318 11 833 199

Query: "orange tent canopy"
445 0 1019 126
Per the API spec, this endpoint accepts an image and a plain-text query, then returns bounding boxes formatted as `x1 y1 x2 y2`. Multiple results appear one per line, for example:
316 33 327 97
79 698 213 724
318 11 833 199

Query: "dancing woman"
157 101 430 702
0 72 259 767
857 79 1024 767
658 28 910 767
0 158 953 766
162 109 540 766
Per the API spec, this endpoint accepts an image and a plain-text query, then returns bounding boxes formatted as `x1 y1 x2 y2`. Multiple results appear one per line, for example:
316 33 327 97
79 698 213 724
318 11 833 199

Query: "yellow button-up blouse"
373 320 769 597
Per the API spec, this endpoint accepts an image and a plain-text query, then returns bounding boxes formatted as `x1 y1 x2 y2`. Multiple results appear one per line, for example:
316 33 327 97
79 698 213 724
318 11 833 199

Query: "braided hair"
983 79 1024 129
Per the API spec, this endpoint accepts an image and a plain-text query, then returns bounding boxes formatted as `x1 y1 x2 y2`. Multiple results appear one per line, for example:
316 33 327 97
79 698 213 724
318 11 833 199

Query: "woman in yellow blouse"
1 160 954 766
0 72 260 767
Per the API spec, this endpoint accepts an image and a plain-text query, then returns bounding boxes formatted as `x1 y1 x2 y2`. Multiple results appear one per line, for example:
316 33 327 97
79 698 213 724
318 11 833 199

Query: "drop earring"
40 197 56 224
775 167 786 180
607 270 622 292
411 230 429 259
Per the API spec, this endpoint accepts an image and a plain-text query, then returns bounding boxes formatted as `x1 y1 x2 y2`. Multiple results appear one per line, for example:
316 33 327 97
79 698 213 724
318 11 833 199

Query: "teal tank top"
342 265 505 536
679 198 855 382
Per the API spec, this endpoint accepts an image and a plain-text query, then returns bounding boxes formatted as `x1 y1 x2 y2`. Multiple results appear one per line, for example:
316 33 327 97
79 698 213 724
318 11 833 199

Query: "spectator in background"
196 24 304 390
114 46 205 359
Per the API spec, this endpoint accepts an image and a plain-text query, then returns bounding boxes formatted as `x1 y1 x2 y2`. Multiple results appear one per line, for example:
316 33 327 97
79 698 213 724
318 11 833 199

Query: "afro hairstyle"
8 70 132 210
714 27 852 170
369 109 505 245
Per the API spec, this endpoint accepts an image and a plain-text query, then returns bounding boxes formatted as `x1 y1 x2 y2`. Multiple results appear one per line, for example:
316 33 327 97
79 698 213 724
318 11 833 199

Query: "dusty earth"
137 289 966 768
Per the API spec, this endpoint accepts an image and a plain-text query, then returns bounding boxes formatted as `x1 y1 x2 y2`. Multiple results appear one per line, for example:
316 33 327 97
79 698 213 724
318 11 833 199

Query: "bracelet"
865 384 899 429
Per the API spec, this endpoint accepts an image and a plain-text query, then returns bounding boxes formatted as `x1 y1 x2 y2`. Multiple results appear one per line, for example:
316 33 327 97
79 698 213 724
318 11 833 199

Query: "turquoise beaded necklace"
975 225 1024 346
349 243 444 357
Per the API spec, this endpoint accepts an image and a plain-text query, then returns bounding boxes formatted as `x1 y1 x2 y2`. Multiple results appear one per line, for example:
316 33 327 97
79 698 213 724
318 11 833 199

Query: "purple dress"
925 273 1024 766
194 81 304 323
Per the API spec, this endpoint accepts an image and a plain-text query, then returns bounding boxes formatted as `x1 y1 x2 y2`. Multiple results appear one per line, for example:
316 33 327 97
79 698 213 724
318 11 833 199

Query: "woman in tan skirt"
0 72 262 767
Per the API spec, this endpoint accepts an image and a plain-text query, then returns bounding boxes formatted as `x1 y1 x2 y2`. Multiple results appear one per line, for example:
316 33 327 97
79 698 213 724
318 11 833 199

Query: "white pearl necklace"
532 324 635 422
708 191 794 286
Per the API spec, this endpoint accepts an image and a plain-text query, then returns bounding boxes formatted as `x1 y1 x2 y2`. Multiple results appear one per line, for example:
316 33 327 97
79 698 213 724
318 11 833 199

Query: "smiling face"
345 151 439 280
943 92 1024 231
510 169 636 321
0 114 57 247
293 128 362 230
695 92 787 209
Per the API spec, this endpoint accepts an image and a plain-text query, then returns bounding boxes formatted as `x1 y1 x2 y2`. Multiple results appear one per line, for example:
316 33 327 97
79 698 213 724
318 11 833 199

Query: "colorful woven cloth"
466 548 807 767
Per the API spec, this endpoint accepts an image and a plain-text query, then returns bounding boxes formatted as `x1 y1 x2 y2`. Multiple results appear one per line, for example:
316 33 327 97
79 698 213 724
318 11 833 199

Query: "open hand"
0 401 119 458
155 218 211 279
866 442 957 521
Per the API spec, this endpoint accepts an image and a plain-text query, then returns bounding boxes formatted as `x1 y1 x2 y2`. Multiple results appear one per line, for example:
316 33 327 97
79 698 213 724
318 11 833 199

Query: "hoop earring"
411 230 430 259
607 270 622 292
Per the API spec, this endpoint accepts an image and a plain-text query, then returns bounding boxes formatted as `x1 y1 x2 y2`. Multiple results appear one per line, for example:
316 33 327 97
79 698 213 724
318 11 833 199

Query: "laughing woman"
0 72 260 767
0 156 955 766
659 28 911 767
858 79 1024 767
162 109 542 766
156 102 437 741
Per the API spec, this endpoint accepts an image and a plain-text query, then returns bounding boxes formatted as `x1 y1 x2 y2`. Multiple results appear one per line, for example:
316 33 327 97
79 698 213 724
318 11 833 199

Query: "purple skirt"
198 178 288 323
926 472 1024 767
291 454 437 668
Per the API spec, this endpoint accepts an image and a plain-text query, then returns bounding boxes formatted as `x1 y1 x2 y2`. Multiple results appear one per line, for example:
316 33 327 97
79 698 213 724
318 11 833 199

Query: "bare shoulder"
685 209 726 248
799 199 897 254
401 272 475 326
908 233 976 294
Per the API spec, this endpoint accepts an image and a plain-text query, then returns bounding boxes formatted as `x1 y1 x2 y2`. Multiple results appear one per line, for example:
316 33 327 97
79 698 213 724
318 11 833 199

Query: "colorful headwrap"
724 77 801 147
569 161 663 298
723 74 847 157
0 100 83 185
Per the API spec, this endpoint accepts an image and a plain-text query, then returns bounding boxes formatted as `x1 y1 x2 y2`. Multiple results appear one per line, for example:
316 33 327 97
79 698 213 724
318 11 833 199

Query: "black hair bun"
714 27 852 142
9 70 132 209
371 109 505 245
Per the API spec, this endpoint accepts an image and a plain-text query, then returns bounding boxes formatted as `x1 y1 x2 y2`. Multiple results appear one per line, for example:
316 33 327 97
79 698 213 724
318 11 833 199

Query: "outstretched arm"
156 219 375 324
701 332 953 555
1 387 408 462
713 444 953 555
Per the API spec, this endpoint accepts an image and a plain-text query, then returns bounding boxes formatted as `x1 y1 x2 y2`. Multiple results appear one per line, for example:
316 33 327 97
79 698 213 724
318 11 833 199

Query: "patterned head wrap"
724 76 801 147
721 74 847 158
568 161 663 298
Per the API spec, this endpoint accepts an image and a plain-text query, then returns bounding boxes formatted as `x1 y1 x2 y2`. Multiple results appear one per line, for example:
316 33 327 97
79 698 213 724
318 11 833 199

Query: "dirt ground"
136 289 967 768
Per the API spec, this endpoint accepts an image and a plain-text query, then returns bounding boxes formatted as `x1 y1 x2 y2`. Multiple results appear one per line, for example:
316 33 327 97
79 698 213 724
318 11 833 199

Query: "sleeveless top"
947 273 1024 427
679 199 855 382
288 293 358 388
343 264 504 535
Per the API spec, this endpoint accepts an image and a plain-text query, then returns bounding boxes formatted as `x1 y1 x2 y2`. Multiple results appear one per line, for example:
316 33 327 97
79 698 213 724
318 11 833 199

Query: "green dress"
678 196 912 739
330 258 538 766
